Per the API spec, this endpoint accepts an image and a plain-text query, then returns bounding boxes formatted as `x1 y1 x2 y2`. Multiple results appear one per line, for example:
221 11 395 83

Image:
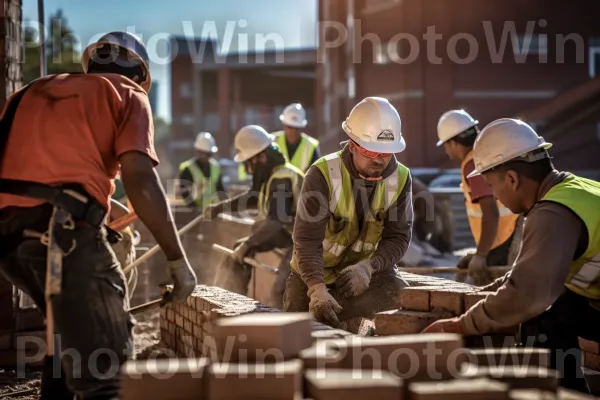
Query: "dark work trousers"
283 267 409 324
520 290 600 394
212 228 292 308
0 207 133 399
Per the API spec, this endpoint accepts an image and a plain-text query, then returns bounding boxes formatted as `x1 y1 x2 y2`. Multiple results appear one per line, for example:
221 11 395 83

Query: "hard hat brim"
280 115 307 129
233 134 274 162
343 123 407 153
195 145 218 154
436 121 479 147
467 141 552 178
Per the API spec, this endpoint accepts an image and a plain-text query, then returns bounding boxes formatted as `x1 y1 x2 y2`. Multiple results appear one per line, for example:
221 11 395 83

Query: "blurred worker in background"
284 97 412 331
272 103 320 172
177 132 227 210
205 125 304 308
0 31 196 399
437 110 522 285
424 119 600 394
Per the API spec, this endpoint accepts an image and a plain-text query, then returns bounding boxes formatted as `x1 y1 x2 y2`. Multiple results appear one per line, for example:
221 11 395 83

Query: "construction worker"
205 125 304 308
0 31 197 399
283 97 412 330
423 119 600 394
272 103 320 172
177 131 227 209
437 110 522 284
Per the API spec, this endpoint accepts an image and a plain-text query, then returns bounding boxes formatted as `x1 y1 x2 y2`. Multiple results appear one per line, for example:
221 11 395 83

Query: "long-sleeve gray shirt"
293 146 413 284
459 170 591 335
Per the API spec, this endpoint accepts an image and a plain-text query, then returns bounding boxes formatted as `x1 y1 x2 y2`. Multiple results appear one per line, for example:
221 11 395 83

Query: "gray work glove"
231 241 250 264
308 283 343 328
336 261 374 298
162 258 197 305
469 254 491 286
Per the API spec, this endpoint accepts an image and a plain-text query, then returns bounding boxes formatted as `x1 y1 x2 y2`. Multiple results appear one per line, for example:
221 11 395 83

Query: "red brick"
305 369 403 398
399 287 431 312
300 343 344 370
583 352 600 371
374 310 450 336
410 378 508 399
466 348 550 369
430 287 474 316
464 291 494 311
120 358 208 399
461 365 559 391
579 338 600 355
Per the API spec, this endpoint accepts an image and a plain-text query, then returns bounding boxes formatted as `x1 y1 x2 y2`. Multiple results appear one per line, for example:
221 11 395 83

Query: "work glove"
336 261 374 298
308 283 343 328
162 258 197 305
457 253 473 269
232 241 251 264
468 254 491 286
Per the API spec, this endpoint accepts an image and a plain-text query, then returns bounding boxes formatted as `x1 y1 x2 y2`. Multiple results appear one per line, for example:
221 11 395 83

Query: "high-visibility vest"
290 151 409 284
257 162 304 235
178 157 221 210
460 151 519 249
238 163 248 181
273 131 320 172
541 174 600 299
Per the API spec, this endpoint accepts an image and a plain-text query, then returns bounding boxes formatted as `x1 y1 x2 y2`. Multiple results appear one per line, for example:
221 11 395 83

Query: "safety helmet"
436 109 479 146
467 118 552 178
233 125 274 163
280 103 307 129
82 31 152 93
193 132 218 153
342 97 406 153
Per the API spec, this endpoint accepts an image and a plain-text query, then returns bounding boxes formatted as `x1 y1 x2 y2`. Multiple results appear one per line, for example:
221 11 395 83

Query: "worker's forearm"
121 169 184 261
245 218 284 249
477 206 499 256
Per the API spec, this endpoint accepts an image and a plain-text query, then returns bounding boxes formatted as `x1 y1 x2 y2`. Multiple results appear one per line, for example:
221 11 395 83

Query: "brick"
409 378 508 399
311 329 351 342
175 314 183 328
461 365 559 391
430 288 473 316
464 292 494 311
556 388 599 399
579 338 600 355
399 287 431 312
167 309 174 323
305 369 403 398
207 360 302 399
300 343 343 370
465 335 518 349
374 310 450 336
184 319 193 334
466 348 550 369
583 352 600 371
120 358 208 400
213 313 312 362
339 333 464 381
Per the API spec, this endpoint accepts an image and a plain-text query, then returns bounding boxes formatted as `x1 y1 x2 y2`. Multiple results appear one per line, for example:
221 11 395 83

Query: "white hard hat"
233 125 274 163
82 31 152 93
436 110 479 146
467 118 552 178
342 97 406 153
194 132 217 153
280 103 307 128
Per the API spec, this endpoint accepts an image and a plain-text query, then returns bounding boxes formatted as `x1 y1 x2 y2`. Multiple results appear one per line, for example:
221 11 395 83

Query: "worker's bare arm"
477 196 500 256
120 151 184 261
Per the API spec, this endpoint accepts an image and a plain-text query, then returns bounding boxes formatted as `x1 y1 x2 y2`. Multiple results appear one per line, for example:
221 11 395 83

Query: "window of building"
512 34 548 56
588 37 600 78
179 82 193 98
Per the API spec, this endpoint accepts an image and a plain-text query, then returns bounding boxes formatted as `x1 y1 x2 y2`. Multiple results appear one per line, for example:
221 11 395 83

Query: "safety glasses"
353 141 392 159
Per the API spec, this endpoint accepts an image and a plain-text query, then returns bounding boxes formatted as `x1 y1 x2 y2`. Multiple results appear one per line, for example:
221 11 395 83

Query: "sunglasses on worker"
352 141 392 159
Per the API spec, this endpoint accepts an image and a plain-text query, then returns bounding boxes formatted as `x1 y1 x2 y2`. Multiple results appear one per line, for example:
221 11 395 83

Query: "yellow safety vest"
460 151 519 249
290 151 409 284
178 157 220 210
541 174 600 299
257 162 304 235
273 131 320 172
238 163 248 181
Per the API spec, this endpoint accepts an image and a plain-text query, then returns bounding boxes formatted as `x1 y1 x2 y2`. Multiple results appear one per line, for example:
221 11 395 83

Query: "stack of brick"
581 338 600 372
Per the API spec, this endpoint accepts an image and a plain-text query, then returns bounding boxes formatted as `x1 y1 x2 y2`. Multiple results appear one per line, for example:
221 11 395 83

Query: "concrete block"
579 338 600 355
214 313 312 362
339 333 464 381
207 359 302 399
465 348 550 369
464 291 494 311
461 364 559 391
120 358 209 400
300 343 344 370
399 287 431 312
409 378 509 399
374 310 450 336
305 369 404 399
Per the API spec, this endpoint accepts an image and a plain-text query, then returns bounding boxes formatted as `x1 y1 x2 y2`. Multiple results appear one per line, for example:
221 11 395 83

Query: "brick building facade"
316 0 600 169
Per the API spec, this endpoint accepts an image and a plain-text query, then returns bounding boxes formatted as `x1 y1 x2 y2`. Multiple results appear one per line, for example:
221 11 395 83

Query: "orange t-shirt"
0 73 159 212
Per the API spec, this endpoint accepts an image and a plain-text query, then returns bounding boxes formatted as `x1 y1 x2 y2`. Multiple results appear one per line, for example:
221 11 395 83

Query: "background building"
316 0 600 170
148 81 159 114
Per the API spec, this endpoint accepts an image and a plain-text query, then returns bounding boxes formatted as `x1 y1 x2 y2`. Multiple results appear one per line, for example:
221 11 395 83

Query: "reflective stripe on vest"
257 162 304 234
541 174 600 299
460 151 519 249
290 151 409 284
178 158 220 209
274 131 320 172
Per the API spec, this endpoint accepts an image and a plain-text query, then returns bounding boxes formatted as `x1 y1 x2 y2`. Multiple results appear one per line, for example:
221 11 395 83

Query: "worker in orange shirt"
0 32 196 399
